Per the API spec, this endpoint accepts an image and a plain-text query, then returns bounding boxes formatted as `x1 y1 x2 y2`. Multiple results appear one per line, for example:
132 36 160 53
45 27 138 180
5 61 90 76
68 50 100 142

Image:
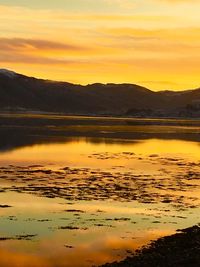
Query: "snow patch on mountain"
0 69 17 78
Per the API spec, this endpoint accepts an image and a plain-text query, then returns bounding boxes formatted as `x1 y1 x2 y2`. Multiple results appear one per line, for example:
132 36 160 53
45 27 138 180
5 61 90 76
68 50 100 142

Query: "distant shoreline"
0 112 200 152
1 111 200 123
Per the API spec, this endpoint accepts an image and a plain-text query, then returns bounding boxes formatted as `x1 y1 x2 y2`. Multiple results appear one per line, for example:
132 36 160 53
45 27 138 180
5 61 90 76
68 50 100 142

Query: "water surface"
0 116 200 266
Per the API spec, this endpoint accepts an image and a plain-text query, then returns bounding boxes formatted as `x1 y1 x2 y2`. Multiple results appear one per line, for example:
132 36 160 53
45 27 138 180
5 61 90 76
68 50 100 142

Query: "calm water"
0 118 200 267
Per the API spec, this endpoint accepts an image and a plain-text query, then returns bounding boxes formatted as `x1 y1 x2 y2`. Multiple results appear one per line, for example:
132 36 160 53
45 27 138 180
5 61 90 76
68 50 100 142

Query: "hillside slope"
0 69 200 117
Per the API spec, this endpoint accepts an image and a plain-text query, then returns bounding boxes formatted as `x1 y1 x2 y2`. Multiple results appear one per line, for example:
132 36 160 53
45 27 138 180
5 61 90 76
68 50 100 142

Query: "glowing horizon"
0 0 199 91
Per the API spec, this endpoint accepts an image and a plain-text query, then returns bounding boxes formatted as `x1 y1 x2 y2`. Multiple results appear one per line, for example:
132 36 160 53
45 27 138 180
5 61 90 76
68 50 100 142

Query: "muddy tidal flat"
0 114 200 267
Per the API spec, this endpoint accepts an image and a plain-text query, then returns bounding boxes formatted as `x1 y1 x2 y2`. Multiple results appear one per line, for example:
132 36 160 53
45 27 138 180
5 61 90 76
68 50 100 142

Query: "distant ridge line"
0 68 200 118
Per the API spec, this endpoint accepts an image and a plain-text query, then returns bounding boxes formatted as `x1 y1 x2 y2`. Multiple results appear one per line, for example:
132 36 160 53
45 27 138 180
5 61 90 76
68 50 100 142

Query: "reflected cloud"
0 249 49 267
0 228 173 267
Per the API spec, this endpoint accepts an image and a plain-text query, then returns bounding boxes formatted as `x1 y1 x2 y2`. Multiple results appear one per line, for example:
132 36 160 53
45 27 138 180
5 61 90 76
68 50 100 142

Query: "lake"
0 114 200 267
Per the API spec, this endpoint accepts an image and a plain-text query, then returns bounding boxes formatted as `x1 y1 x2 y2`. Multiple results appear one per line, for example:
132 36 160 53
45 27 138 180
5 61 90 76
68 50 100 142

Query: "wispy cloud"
0 38 84 52
155 0 198 3
0 2 199 90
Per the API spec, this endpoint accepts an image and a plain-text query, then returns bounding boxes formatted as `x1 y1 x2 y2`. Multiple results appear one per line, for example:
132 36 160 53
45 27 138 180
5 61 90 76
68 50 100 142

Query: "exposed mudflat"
1 153 200 209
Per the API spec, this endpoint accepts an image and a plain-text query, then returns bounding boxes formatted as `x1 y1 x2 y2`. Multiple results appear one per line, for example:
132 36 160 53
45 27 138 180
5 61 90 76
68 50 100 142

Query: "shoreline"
1 111 200 122
101 225 200 267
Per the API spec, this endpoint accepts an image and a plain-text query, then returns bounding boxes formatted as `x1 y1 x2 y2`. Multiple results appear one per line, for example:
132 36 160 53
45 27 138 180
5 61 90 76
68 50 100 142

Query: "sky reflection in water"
0 135 200 266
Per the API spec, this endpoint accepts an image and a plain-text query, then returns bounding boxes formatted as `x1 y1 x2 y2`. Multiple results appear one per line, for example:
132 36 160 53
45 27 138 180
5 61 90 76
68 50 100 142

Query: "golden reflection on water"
0 137 200 266
0 189 183 267
0 138 200 168
0 226 173 267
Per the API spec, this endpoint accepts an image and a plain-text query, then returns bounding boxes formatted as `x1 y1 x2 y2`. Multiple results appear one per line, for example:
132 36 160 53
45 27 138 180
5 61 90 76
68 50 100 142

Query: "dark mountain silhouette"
0 69 200 117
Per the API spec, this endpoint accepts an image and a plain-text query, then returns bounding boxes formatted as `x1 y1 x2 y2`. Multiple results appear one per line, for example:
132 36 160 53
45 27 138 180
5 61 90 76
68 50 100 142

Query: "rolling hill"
0 69 200 117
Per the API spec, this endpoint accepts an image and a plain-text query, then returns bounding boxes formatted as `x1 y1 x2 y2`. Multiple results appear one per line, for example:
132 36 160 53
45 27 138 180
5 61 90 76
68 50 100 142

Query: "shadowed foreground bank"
101 225 200 267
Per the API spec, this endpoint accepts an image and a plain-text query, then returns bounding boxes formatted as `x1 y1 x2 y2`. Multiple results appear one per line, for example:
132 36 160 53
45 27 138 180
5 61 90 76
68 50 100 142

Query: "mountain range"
0 69 200 118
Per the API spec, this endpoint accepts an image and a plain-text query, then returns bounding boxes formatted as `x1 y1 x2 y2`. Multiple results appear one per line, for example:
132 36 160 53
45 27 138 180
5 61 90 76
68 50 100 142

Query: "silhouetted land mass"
101 225 200 267
0 114 200 152
0 69 200 117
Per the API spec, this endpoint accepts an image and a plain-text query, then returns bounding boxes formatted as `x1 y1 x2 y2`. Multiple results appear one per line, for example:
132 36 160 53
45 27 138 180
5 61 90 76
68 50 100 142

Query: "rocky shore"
101 225 200 267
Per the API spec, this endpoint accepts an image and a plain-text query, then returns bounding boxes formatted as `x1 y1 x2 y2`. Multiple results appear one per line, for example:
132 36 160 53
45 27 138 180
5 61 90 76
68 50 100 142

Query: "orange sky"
0 0 199 90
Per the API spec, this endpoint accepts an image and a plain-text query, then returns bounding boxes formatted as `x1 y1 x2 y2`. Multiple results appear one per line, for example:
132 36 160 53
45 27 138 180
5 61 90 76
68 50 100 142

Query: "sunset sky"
0 0 199 90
